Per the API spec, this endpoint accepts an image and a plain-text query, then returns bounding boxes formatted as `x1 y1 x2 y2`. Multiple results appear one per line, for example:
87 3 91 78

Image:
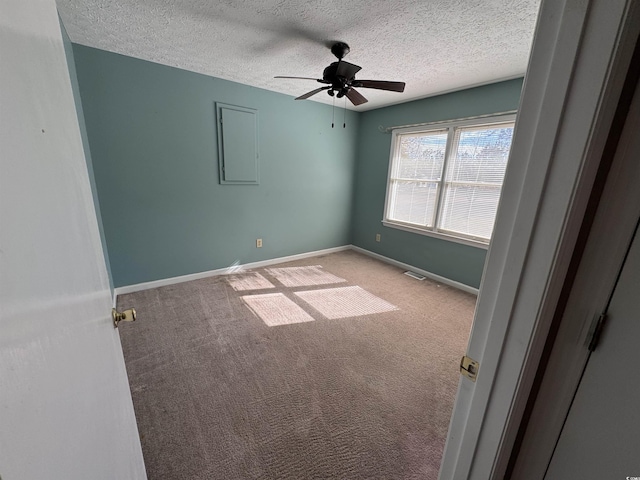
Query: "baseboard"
113 245 352 298
350 246 479 295
113 244 478 302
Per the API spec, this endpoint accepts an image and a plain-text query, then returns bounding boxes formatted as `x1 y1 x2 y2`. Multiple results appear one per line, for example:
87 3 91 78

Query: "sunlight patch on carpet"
227 272 275 291
242 293 315 326
295 286 399 319
265 265 346 287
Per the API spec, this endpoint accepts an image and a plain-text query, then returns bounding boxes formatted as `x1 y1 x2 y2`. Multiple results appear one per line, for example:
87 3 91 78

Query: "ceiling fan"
275 42 406 106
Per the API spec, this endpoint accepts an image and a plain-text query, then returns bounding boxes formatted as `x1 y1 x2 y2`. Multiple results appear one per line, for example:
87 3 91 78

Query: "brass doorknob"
112 308 137 328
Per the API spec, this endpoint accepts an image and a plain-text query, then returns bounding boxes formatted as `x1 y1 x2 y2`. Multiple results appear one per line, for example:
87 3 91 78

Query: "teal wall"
351 79 524 288
60 23 114 293
72 45 359 287
71 41 522 289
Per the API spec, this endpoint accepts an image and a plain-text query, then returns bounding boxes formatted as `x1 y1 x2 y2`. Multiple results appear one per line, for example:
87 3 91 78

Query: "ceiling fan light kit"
275 42 406 108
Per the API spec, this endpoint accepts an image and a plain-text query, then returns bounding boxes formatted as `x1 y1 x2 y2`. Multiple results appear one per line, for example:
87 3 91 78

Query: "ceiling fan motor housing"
324 64 348 94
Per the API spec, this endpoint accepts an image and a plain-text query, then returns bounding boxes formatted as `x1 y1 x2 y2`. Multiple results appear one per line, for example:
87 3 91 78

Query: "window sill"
382 220 490 250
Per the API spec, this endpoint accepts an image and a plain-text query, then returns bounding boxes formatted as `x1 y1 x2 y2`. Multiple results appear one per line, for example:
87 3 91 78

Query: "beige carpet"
117 250 476 479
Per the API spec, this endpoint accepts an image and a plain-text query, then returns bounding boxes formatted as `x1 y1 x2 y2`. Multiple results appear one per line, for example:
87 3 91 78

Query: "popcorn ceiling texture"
56 0 540 110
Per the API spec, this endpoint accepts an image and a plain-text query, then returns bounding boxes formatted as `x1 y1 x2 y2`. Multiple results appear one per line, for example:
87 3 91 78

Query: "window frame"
382 113 517 248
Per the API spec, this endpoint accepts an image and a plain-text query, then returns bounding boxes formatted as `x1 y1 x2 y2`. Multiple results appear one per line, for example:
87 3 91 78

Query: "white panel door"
545 223 640 479
0 1 146 479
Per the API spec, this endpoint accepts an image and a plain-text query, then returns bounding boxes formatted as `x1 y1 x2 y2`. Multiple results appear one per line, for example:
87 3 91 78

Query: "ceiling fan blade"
295 86 330 100
345 88 368 106
336 61 362 79
275 75 327 81
354 80 406 92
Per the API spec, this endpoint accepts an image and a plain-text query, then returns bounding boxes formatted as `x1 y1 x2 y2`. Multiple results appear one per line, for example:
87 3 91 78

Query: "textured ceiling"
56 0 540 111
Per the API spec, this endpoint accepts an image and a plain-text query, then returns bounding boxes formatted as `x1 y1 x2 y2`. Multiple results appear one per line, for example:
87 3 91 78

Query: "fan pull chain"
343 97 347 128
331 96 335 128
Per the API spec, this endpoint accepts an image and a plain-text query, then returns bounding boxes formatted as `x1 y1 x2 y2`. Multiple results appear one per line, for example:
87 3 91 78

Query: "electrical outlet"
256 238 263 248
375 233 381 242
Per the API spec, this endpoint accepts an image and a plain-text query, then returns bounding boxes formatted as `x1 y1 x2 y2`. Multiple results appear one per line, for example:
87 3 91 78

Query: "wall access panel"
216 103 259 184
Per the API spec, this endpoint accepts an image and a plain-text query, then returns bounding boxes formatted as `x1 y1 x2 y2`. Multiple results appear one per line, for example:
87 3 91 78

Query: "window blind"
388 130 448 227
439 123 514 239
384 115 516 245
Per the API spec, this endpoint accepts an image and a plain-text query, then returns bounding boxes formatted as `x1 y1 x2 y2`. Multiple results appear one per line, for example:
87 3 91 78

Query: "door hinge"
460 355 480 382
588 313 608 352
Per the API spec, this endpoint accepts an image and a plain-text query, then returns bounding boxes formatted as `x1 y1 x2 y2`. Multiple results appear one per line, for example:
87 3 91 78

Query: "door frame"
439 0 640 478
510 35 640 479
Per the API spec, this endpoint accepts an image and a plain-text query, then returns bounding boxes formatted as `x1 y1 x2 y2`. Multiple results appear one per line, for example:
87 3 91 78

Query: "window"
383 115 516 246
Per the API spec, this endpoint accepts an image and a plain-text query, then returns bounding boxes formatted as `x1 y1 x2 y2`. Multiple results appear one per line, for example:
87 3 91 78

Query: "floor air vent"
404 271 426 281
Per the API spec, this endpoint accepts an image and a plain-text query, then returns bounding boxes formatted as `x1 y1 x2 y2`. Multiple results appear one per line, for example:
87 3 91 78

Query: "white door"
544 222 640 479
0 1 146 479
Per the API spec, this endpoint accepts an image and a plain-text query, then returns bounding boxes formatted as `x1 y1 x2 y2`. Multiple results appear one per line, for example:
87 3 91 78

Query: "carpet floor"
117 250 476 479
